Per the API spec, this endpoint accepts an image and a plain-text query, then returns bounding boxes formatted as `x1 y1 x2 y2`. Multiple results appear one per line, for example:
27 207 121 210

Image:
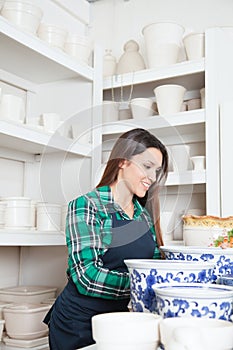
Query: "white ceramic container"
142 22 184 68
124 259 214 313
2 197 32 229
0 94 25 123
117 40 146 74
159 317 233 350
184 32 205 61
41 113 61 133
0 302 13 319
3 303 50 340
160 211 175 242
187 98 201 110
102 101 119 123
37 24 67 50
154 84 186 115
36 203 61 231
0 320 4 341
92 312 161 350
169 144 191 172
130 98 155 120
183 226 225 246
103 49 116 77
200 87 205 107
153 283 233 321
191 155 206 170
160 245 233 282
1 1 43 34
0 202 6 228
0 285 57 303
64 35 92 65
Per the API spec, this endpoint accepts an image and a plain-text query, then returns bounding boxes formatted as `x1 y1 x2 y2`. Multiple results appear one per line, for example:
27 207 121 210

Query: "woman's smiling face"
119 147 163 197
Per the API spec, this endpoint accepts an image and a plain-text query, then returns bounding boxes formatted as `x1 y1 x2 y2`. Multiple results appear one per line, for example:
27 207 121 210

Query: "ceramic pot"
154 84 186 115
169 144 191 172
37 24 67 50
103 49 116 77
184 32 205 61
142 22 184 68
117 40 145 74
102 101 119 123
0 94 25 123
130 98 155 119
64 35 92 65
1 1 43 34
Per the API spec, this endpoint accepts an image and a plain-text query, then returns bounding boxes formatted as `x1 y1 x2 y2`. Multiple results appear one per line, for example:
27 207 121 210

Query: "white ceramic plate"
3 335 48 348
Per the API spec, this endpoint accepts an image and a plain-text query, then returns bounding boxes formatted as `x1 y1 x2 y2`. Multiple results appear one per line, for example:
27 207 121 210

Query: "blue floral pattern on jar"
129 266 213 313
163 251 233 283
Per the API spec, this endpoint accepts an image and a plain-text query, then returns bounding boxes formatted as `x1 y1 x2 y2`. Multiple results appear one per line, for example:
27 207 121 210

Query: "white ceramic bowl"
154 84 186 115
0 285 57 303
1 1 43 34
37 24 67 50
183 32 205 61
183 226 225 246
92 312 161 350
64 35 92 65
130 98 155 119
3 303 50 340
124 259 214 313
159 317 233 350
153 283 233 321
160 245 233 282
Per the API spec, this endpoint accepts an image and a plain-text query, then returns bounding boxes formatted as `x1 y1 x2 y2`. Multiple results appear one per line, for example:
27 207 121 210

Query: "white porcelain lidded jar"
103 49 117 77
117 40 146 74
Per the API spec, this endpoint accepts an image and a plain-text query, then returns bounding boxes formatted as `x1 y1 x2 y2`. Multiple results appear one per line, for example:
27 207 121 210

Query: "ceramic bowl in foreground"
160 245 233 283
124 259 214 313
153 283 233 321
159 317 233 350
92 312 161 350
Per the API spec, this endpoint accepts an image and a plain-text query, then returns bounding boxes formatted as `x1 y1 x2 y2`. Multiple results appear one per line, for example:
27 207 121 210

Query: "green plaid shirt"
66 185 160 300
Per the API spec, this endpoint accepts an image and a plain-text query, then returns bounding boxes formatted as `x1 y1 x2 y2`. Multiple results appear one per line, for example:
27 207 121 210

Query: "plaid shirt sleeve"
65 193 130 300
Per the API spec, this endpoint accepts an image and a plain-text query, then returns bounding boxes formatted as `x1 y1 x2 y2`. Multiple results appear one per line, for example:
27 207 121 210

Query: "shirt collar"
96 185 144 218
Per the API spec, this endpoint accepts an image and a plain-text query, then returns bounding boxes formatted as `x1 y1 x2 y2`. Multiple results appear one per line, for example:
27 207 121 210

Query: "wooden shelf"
103 59 205 91
0 16 94 84
0 230 66 246
0 120 92 156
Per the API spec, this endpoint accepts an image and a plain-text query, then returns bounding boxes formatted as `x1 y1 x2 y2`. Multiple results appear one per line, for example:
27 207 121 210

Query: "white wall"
90 0 233 62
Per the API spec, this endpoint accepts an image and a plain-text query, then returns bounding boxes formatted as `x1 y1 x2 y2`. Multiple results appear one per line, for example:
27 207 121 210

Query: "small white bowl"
191 155 206 171
153 283 233 321
159 317 233 350
130 98 155 119
92 312 161 350
124 259 214 313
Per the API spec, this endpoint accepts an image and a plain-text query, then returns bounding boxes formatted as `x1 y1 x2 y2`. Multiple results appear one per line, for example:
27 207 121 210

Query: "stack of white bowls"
37 24 67 50
64 34 92 65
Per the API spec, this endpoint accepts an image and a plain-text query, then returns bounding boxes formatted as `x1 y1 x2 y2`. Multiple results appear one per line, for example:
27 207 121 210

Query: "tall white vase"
142 22 184 68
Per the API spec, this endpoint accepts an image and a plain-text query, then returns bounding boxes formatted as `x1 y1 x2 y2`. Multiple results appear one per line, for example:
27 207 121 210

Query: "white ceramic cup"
36 203 61 231
130 98 155 119
191 155 206 171
184 32 205 61
0 94 25 123
160 211 175 242
154 84 186 115
41 113 61 133
170 144 191 172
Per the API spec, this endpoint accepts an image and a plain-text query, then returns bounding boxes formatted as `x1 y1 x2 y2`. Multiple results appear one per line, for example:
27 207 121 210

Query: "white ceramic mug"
0 94 25 123
41 113 61 133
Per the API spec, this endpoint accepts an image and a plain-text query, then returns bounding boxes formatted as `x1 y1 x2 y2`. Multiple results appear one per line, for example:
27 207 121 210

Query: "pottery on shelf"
103 49 117 77
117 40 146 75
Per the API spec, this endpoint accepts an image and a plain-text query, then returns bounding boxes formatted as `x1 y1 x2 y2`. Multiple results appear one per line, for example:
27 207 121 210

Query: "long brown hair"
97 128 168 248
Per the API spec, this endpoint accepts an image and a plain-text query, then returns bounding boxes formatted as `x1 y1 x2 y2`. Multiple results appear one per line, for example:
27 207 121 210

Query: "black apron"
45 213 156 350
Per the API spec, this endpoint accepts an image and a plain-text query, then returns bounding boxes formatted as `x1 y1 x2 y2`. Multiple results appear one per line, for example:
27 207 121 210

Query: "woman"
44 128 168 350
